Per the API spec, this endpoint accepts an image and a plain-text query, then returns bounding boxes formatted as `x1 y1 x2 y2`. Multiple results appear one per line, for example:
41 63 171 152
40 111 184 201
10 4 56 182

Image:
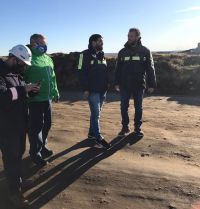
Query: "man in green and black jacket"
24 34 59 166
115 28 156 137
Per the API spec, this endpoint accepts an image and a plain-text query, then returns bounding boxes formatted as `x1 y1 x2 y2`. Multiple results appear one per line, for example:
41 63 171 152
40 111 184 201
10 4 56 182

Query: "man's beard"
96 45 103 51
128 40 137 45
11 64 26 74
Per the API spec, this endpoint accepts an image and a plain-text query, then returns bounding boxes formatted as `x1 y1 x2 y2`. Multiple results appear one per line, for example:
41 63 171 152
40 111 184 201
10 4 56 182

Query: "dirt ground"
0 92 200 209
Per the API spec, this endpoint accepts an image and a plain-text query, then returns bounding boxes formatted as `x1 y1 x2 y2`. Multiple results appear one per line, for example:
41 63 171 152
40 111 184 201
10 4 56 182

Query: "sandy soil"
0 92 200 209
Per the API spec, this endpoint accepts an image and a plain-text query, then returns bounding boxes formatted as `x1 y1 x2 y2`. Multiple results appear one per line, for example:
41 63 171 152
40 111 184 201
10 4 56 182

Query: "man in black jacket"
0 45 40 208
115 28 156 137
77 34 110 149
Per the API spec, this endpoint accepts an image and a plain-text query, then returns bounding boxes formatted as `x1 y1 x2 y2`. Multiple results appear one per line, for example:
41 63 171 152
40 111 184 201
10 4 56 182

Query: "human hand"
147 88 154 94
83 91 89 99
115 85 120 91
25 83 40 93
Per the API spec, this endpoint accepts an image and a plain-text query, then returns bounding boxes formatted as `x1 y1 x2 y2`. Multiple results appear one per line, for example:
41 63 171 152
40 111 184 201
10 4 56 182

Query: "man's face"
93 38 103 51
31 37 48 54
128 31 139 44
32 37 47 47
11 57 27 73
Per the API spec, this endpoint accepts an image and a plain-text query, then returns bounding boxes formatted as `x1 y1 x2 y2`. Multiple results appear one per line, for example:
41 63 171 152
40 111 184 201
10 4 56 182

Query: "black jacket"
0 59 28 137
115 41 157 91
77 47 109 93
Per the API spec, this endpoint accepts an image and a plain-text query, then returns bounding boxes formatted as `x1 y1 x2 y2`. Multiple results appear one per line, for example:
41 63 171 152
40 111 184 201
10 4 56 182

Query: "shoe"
20 179 34 191
95 138 111 149
41 147 53 158
134 129 144 137
88 133 96 139
118 127 130 136
100 139 111 149
31 156 48 166
9 193 29 208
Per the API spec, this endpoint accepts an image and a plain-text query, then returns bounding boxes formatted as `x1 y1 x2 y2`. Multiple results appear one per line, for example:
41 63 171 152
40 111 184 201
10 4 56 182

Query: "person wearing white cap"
0 44 40 208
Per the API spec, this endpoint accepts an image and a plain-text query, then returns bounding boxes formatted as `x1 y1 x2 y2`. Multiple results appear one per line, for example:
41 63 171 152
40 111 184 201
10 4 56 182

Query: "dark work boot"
41 147 53 159
134 127 144 137
118 127 130 137
9 192 29 208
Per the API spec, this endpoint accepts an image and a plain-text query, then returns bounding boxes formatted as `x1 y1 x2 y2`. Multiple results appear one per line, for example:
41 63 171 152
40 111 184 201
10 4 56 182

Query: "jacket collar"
124 39 142 49
88 45 104 60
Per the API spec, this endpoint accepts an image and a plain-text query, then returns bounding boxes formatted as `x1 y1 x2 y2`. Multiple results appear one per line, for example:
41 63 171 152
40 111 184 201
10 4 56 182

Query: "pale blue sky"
0 0 200 55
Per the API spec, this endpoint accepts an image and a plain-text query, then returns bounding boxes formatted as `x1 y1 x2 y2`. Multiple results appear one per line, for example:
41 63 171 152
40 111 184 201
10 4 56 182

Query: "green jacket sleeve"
50 58 60 99
52 69 60 99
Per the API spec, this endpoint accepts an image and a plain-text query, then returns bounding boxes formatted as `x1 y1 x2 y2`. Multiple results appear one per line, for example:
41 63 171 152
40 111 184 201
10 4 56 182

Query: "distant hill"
105 53 117 58
180 43 200 54
1 46 200 95
50 52 200 95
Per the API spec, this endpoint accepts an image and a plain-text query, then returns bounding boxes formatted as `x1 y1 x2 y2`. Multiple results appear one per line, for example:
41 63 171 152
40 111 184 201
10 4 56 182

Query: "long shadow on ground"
24 133 142 209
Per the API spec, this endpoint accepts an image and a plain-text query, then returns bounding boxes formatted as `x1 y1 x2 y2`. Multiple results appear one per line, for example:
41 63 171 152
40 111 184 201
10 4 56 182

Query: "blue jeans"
120 89 144 131
88 92 106 140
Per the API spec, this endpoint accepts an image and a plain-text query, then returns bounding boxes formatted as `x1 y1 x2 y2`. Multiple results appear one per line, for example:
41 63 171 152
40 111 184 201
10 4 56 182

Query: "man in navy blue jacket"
77 34 110 149
115 28 156 137
0 45 40 208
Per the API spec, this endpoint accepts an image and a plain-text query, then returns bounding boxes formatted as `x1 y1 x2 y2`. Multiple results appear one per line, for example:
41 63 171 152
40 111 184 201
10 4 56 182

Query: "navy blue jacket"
77 47 109 93
115 41 157 91
0 59 28 137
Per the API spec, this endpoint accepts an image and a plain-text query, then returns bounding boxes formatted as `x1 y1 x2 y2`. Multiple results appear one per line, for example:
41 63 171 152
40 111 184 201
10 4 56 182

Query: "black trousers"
0 131 26 194
120 89 144 130
28 101 52 159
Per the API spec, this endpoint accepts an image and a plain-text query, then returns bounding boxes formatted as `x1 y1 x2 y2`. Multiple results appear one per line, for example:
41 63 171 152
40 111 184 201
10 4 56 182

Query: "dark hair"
129 28 141 37
30 34 45 44
89 34 102 44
